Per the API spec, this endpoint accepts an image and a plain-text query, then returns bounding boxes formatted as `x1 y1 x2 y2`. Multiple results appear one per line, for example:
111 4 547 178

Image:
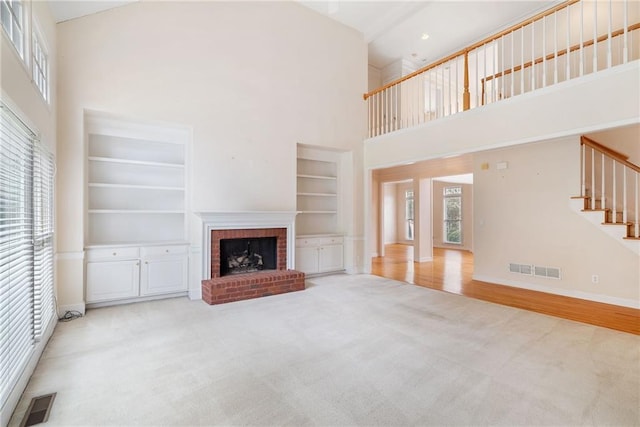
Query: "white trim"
55 251 84 261
417 256 434 263
86 292 187 309
473 274 640 309
195 211 298 280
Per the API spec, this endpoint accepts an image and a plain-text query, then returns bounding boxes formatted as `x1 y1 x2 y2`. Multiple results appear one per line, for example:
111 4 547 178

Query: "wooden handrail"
364 0 580 100
581 136 640 173
482 22 640 85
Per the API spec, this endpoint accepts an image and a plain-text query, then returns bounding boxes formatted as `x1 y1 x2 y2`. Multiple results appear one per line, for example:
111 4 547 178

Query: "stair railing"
365 0 640 138
581 136 640 238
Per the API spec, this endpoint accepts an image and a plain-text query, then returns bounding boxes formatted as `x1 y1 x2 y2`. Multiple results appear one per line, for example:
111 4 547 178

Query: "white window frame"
1 0 26 61
31 20 49 103
443 186 462 244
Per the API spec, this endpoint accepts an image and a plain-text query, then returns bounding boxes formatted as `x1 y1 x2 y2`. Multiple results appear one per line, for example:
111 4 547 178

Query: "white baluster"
542 15 547 87
511 31 515 97
581 142 586 196
448 63 452 115
593 0 598 73
375 92 379 136
368 96 372 137
612 160 617 222
607 0 612 68
601 152 606 213
554 10 558 84
623 166 628 224
591 147 596 208
520 26 525 94
476 50 480 107
531 22 536 91
634 172 640 237
580 1 584 76
455 58 459 112
623 0 628 63
566 4 571 80
500 36 505 100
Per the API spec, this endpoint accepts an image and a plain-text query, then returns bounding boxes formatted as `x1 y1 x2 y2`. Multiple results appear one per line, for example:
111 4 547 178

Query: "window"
1 0 25 59
443 186 462 244
405 189 414 240
0 101 55 409
32 29 49 102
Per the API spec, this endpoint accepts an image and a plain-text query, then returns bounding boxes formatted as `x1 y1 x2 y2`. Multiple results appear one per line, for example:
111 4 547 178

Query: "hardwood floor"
372 244 640 335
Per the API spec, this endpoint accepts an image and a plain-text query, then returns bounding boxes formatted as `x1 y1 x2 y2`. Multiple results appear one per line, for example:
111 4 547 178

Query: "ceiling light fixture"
421 33 430 40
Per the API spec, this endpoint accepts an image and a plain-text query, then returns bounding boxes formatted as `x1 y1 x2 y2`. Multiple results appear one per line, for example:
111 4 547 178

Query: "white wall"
395 181 413 244
473 137 639 306
382 183 397 244
56 1 367 308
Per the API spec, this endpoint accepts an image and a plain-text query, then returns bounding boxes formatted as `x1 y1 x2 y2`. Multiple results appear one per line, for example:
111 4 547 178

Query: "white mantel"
195 211 298 279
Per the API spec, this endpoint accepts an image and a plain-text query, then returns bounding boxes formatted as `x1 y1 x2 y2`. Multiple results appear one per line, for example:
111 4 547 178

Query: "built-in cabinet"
84 112 189 305
296 145 346 275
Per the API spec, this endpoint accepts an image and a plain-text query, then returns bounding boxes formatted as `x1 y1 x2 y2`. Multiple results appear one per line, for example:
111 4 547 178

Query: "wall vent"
534 266 562 279
509 263 532 275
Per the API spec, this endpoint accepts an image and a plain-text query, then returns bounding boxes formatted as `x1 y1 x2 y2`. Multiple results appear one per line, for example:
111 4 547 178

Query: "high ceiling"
48 0 559 69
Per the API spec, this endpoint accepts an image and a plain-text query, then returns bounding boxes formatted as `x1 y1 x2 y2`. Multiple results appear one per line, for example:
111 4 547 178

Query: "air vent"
534 266 561 279
509 263 532 275
20 393 56 427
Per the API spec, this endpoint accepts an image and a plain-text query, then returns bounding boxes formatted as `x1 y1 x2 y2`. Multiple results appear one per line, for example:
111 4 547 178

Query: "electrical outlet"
591 275 599 284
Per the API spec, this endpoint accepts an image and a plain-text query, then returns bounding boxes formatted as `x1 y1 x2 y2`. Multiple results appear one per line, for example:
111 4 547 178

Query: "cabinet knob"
112 252 117 256
145 261 149 264
136 262 139 266
165 249 169 253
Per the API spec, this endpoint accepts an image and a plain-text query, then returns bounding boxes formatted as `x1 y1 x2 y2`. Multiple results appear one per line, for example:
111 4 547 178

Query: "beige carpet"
10 274 640 426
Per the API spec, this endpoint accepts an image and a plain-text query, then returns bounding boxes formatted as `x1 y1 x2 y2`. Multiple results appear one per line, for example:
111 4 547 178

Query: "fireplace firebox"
220 237 277 276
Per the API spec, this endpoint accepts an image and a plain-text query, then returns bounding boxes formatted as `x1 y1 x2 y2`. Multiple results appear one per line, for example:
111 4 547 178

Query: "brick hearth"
202 226 304 305
202 270 305 305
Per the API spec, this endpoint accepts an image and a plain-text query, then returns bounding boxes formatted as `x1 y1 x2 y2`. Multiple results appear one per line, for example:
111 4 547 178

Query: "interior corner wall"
432 181 473 251
395 181 413 244
55 1 367 309
473 137 639 305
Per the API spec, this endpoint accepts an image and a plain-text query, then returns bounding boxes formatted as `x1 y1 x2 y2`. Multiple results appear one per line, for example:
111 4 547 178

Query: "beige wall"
394 181 413 245
56 1 367 308
432 181 473 251
473 137 639 306
382 183 397 244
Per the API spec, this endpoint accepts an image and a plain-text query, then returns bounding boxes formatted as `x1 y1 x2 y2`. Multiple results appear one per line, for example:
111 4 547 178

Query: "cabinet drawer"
141 244 188 257
86 247 139 261
318 236 343 246
296 238 318 248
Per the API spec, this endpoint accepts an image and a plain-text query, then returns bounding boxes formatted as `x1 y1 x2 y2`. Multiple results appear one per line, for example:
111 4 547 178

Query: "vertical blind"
0 102 55 408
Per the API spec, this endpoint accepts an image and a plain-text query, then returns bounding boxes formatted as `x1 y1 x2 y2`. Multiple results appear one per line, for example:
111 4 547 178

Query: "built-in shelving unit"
84 112 189 305
295 145 348 275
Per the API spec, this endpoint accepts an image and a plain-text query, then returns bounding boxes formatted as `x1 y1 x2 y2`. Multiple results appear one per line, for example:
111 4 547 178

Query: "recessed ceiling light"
421 33 430 40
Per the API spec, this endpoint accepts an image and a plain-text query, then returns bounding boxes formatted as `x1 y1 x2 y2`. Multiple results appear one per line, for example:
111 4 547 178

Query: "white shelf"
88 183 184 191
297 192 336 197
297 174 336 180
85 240 189 249
88 156 184 169
298 210 337 214
88 210 184 214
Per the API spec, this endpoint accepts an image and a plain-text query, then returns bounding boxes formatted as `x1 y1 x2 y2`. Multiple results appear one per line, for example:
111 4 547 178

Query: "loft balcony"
364 0 640 140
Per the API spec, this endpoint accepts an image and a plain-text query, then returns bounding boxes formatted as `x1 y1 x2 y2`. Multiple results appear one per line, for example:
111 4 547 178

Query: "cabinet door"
140 256 188 296
295 246 319 274
318 244 343 273
86 260 140 303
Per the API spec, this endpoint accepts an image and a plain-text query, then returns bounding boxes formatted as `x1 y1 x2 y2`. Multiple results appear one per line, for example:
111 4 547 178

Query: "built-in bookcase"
85 115 188 246
84 112 190 305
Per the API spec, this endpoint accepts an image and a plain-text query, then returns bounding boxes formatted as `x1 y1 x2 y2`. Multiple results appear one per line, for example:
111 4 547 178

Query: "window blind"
33 143 54 340
0 102 55 408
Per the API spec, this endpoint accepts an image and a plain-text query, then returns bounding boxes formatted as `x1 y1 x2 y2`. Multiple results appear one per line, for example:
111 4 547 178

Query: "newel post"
463 50 471 110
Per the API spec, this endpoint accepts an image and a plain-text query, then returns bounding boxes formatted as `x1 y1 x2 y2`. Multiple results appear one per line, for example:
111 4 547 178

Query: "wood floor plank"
372 244 640 335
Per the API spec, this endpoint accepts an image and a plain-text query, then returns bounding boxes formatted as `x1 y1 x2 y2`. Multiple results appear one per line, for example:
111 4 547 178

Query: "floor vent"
20 393 56 427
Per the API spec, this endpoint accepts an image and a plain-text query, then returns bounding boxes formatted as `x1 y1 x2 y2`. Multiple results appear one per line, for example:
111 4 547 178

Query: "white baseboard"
417 256 433 263
473 274 640 309
57 303 86 317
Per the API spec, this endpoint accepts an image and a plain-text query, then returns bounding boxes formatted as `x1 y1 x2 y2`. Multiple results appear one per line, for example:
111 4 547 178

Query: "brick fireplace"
197 212 304 305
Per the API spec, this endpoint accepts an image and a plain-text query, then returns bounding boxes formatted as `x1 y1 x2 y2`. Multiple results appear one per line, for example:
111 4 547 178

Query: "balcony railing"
364 0 640 138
